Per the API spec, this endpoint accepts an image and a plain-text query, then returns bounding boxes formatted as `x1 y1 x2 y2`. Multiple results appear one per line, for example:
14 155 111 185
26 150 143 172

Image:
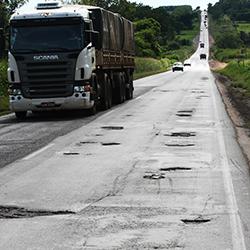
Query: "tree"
134 18 161 57
0 0 27 57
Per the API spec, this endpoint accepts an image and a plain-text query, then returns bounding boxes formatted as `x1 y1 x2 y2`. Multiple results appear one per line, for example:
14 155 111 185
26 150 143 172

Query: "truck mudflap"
9 92 94 112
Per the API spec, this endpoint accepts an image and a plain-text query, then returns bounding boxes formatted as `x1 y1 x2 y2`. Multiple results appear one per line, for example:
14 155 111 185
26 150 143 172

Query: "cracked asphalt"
0 13 250 250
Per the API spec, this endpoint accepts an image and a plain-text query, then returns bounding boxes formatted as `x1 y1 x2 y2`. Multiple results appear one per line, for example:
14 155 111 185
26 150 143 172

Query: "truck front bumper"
9 92 94 112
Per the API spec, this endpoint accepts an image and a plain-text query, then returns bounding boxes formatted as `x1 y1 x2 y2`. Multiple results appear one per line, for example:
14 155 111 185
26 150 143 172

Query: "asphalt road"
1 13 250 249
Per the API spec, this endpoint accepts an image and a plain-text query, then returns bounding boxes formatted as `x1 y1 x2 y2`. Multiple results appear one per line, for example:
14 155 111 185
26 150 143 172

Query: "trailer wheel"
99 73 111 110
15 111 27 120
107 77 112 109
113 72 125 104
126 75 133 100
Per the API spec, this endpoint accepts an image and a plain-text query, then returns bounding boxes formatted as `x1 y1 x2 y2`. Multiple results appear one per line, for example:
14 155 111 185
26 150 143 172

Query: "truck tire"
15 111 27 120
99 73 111 110
113 72 125 104
126 74 133 100
86 104 97 116
107 77 112 109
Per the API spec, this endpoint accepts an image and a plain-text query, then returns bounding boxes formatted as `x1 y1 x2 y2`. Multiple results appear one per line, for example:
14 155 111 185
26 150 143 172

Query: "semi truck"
8 2 135 119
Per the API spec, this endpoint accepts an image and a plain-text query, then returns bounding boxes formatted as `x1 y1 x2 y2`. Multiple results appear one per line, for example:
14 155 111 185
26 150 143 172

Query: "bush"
0 59 9 113
134 57 171 79
0 59 8 96
219 61 250 91
216 32 242 49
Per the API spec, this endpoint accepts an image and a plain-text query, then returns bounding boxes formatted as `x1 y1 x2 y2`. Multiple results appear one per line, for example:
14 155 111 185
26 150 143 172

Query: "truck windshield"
10 23 83 53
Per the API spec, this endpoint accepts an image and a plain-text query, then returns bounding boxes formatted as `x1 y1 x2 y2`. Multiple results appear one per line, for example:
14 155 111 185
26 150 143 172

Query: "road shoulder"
212 71 250 166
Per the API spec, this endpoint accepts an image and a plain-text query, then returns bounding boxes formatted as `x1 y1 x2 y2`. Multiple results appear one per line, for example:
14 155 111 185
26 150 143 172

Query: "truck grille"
18 59 76 98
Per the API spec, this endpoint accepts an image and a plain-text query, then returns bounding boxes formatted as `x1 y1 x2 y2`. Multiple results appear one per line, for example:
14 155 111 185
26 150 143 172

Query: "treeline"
208 0 250 22
208 0 250 50
0 0 200 58
73 0 200 57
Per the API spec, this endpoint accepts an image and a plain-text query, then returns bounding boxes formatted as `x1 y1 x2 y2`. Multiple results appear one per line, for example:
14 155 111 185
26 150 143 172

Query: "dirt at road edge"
211 68 250 167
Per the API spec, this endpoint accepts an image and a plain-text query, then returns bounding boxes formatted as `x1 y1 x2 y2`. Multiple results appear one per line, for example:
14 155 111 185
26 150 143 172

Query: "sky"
20 0 219 12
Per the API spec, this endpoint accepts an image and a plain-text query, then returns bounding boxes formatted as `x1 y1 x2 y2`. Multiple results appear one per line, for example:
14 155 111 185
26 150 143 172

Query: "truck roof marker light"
36 2 62 10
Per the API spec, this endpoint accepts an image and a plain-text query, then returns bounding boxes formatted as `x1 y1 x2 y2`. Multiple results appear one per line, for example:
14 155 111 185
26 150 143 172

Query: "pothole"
176 113 192 117
101 126 124 130
191 90 205 94
201 77 209 81
0 205 74 219
176 110 194 117
165 132 196 137
143 171 165 179
95 134 103 137
154 89 173 93
160 167 192 171
63 152 80 155
79 141 98 144
181 217 211 224
165 143 195 147
101 142 121 146
178 110 194 113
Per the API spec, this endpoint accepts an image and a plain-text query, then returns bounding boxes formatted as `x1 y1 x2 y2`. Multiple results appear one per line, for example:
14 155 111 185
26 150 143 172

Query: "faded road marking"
23 143 54 160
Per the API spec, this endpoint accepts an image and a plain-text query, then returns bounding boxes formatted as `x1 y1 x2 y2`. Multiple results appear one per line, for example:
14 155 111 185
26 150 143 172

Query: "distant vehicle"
200 53 207 60
172 62 184 72
200 43 205 48
184 60 191 66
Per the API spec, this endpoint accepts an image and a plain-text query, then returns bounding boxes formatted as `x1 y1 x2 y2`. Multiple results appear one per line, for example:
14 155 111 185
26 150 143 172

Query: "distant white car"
172 62 184 72
184 60 191 66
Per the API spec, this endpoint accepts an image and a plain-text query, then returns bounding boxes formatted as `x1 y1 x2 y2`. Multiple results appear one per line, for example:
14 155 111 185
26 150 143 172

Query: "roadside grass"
165 45 196 62
217 61 250 93
134 57 173 79
236 22 250 33
212 48 250 62
0 59 9 114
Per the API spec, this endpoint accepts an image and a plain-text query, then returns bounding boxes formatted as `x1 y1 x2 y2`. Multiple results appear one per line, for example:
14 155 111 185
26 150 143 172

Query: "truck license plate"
40 102 56 108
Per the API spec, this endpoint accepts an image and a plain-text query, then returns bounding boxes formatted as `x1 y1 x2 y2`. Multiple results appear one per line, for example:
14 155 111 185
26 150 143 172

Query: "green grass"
236 22 250 33
165 46 196 62
134 57 173 79
218 61 250 92
0 59 9 114
211 46 250 62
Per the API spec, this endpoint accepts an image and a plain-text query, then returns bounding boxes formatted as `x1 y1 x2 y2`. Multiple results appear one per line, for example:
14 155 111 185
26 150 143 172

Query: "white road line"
135 96 142 100
23 143 54 160
211 78 246 250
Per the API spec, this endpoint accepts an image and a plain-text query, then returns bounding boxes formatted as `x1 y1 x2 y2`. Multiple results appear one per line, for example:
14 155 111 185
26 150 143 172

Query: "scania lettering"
8 2 135 119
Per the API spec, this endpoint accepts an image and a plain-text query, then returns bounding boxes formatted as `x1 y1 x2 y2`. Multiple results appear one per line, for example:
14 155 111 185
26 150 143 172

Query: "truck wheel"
107 77 112 109
113 72 125 104
99 73 110 110
126 80 133 100
121 74 126 102
15 111 27 120
86 104 97 116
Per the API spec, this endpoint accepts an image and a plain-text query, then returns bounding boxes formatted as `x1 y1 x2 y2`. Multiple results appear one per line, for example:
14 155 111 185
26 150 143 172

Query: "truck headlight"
9 88 22 96
74 86 85 93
